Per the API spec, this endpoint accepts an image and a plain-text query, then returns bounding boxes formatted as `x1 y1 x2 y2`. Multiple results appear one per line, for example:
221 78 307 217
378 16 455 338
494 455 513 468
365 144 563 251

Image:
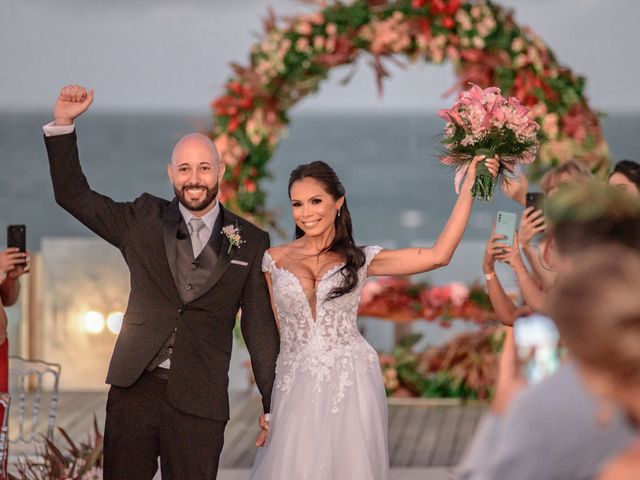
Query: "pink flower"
300 12 324 25
326 23 338 36
448 282 469 307
542 113 559 139
295 21 313 36
361 279 385 304
214 134 247 168
296 37 310 52
428 286 451 308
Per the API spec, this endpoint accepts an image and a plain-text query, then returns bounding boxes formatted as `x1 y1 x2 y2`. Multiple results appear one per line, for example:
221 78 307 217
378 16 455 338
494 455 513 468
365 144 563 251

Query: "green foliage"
323 1 372 30
446 127 536 159
386 333 491 400
419 371 478 399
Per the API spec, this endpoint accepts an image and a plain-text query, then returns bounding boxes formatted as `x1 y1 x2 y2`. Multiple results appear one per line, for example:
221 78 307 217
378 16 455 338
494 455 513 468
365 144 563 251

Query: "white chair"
7 356 61 463
0 392 10 479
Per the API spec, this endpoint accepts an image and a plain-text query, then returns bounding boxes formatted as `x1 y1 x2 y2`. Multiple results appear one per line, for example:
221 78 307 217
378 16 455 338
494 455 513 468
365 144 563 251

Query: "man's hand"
255 414 269 447
0 248 28 281
53 85 94 126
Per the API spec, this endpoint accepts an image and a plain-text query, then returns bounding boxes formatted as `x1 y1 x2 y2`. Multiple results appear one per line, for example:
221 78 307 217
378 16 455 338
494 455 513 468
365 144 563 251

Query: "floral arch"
210 0 610 222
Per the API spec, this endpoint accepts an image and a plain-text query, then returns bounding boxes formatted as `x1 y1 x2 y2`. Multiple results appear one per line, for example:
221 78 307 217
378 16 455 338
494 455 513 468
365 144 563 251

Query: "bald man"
44 85 279 479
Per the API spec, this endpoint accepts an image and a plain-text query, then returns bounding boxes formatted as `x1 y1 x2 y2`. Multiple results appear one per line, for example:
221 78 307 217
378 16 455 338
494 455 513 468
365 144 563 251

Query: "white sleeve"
42 121 75 137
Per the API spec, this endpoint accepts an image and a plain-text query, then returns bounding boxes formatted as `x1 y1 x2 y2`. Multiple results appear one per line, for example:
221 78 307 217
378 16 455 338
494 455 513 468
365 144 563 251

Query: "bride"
251 155 498 479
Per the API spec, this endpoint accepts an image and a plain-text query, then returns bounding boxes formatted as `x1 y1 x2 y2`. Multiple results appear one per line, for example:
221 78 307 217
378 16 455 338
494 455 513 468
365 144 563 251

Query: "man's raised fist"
54 85 94 126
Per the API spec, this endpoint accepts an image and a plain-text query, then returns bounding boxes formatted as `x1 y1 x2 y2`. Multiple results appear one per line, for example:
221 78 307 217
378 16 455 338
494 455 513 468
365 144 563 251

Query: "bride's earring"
337 209 341 218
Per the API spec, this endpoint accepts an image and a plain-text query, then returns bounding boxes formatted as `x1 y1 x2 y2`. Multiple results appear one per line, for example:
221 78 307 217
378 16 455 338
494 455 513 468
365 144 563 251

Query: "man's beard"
174 183 218 212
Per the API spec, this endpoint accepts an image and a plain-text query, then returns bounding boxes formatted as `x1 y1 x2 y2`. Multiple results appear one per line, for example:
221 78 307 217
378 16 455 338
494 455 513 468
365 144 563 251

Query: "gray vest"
147 218 221 371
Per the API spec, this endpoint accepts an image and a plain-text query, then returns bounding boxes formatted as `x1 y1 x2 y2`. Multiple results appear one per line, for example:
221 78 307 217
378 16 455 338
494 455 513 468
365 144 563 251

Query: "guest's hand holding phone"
483 226 507 275
519 206 546 248
0 248 28 282
495 232 525 271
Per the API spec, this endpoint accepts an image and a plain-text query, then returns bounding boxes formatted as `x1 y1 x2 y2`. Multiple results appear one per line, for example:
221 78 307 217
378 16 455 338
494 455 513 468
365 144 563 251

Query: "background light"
83 311 105 334
107 311 124 334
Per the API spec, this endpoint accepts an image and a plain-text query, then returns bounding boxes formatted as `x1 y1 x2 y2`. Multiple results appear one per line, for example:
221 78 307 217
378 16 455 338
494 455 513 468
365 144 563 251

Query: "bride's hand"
462 155 500 192
255 414 269 447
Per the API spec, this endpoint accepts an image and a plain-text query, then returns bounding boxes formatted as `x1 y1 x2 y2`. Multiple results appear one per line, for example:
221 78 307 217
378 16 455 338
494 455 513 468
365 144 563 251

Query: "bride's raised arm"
368 155 499 277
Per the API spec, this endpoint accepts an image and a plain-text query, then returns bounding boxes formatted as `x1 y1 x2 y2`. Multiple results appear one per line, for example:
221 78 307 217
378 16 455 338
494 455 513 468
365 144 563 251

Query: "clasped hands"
255 413 270 447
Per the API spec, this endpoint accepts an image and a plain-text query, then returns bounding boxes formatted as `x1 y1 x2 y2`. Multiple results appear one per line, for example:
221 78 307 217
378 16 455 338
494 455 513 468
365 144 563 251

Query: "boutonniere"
221 224 245 254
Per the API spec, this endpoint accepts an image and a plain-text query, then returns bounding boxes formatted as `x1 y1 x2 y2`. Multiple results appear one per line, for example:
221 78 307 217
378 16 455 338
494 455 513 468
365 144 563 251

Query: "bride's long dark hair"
288 161 365 299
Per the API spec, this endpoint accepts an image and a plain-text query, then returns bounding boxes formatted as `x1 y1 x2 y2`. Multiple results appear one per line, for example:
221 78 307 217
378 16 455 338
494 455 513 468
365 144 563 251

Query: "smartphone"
7 225 27 265
514 314 562 384
495 211 517 246
526 192 545 212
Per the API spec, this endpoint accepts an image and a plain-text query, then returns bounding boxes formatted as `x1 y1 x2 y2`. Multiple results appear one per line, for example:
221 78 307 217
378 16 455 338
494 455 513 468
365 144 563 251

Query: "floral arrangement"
210 0 610 222
439 83 539 200
380 327 503 399
358 276 494 325
13 419 103 480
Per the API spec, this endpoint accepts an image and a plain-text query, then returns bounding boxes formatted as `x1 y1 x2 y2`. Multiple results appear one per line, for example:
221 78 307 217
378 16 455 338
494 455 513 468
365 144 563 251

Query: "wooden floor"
7 392 486 468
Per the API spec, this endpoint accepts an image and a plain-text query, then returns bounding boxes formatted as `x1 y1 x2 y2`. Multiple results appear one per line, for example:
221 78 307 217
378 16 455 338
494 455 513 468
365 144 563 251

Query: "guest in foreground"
549 247 640 480
458 183 640 480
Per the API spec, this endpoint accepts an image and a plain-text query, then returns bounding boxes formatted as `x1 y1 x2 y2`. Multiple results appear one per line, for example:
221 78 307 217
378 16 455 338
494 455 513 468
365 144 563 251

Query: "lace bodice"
262 246 382 412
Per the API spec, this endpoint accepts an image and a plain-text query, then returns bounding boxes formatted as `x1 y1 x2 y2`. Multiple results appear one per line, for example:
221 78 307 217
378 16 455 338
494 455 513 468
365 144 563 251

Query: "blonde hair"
539 160 593 195
548 247 640 383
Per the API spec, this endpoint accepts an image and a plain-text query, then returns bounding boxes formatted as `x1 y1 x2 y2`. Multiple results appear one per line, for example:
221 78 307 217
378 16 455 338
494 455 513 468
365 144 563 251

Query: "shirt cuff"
43 121 75 137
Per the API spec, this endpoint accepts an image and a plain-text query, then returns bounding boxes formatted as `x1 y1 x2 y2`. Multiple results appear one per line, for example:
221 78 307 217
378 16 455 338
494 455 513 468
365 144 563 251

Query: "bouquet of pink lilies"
439 84 540 201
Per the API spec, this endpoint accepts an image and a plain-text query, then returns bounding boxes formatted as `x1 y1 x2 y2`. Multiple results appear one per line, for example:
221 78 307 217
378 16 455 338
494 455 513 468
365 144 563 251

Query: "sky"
1 0 639 114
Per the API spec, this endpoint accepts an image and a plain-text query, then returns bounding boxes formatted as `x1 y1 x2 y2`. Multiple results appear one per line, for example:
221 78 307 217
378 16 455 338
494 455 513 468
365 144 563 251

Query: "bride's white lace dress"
251 246 389 480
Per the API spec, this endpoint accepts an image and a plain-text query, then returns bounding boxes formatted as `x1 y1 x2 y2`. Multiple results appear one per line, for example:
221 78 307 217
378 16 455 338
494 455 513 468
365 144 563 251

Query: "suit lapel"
160 198 184 304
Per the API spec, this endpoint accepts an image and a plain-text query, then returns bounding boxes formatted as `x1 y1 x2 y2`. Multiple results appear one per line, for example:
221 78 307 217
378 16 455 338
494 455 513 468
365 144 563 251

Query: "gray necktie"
188 217 206 258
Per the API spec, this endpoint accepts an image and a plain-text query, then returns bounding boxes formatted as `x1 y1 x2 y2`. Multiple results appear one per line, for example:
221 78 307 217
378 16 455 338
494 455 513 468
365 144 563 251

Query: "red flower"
412 0 460 18
441 17 456 29
244 179 257 193
512 70 544 106
561 103 600 142
228 117 241 133
415 18 432 37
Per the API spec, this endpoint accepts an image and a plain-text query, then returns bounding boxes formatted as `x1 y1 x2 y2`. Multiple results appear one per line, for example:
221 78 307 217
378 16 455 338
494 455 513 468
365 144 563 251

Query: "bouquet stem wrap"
472 148 495 201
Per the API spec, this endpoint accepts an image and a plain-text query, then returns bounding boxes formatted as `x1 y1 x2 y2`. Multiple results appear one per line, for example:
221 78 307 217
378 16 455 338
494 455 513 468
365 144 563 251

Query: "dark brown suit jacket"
45 131 279 421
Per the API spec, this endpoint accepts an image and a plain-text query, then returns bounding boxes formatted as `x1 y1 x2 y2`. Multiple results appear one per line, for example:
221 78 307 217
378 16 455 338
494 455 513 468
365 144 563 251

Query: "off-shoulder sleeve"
262 250 276 274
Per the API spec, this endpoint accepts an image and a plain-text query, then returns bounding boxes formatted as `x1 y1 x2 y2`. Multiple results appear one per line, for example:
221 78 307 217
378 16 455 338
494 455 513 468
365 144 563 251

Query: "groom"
43 85 279 479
